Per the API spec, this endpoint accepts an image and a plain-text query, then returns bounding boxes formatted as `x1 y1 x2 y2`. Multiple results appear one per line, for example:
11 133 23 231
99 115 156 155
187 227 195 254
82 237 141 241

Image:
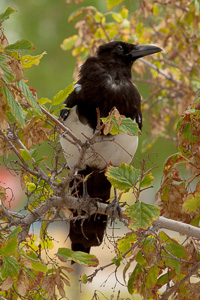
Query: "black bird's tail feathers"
69 167 111 254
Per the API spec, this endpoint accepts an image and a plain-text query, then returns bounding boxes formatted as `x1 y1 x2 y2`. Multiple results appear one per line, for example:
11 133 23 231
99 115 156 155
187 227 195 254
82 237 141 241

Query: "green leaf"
153 4 159 16
0 62 15 83
17 80 42 114
136 250 147 266
119 118 140 136
81 273 88 284
33 156 48 166
101 116 140 136
1 256 20 279
165 243 186 259
27 257 47 274
182 192 200 213
7 227 22 239
164 257 181 276
56 248 99 267
0 238 18 256
20 149 32 161
157 271 174 286
27 182 36 192
128 263 143 295
1 85 26 126
111 12 123 23
123 202 160 230
61 35 78 51
140 173 154 188
106 0 124 10
146 265 159 289
112 256 122 267
116 232 137 256
191 214 200 227
0 7 16 24
21 51 46 69
5 39 35 53
120 7 128 19
38 97 52 105
181 122 198 143
51 83 74 106
105 163 141 192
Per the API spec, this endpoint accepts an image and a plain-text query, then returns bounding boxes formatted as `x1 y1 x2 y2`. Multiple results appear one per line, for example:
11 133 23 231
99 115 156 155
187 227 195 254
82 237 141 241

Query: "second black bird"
60 41 162 253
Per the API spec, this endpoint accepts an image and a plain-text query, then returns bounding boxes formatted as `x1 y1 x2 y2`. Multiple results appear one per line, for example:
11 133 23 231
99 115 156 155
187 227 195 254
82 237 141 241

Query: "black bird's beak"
130 45 162 59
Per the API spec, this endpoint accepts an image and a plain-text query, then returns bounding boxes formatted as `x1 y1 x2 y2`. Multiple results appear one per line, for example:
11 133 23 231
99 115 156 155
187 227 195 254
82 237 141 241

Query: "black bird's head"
97 41 162 66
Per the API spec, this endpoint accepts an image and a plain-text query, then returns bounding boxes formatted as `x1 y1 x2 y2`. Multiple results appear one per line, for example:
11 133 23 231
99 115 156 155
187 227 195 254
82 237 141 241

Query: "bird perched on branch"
60 41 162 254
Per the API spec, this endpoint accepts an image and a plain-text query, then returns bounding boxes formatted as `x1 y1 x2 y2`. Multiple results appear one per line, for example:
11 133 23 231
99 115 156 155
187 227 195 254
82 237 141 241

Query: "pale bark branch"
2 192 200 243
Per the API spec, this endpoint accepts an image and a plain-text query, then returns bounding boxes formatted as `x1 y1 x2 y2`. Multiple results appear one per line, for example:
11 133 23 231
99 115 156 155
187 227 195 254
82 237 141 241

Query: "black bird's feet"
106 188 122 223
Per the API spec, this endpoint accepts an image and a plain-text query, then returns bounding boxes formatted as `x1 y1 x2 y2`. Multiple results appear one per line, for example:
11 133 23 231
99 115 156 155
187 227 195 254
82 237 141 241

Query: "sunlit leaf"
20 149 32 161
120 7 128 19
38 97 52 105
111 12 123 23
61 35 78 51
105 163 141 192
123 202 160 230
106 0 124 11
140 173 154 188
21 51 46 69
116 232 137 256
51 83 74 106
182 192 200 213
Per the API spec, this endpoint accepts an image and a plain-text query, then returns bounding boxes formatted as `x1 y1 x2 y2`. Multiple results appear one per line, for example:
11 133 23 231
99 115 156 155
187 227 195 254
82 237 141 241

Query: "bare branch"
160 261 200 300
139 57 181 85
39 104 83 149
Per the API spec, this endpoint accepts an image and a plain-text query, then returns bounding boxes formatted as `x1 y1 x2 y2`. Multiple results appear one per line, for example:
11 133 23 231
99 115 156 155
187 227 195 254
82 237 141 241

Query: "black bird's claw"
82 197 98 217
106 188 122 224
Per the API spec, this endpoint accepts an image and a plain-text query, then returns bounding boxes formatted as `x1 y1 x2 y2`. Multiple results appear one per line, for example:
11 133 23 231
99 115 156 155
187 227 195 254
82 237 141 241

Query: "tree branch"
160 260 200 299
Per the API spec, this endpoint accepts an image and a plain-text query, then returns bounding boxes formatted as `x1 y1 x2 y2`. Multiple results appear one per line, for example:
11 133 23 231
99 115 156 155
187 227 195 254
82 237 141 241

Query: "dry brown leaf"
1 276 15 291
17 270 29 296
0 32 9 48
8 57 24 82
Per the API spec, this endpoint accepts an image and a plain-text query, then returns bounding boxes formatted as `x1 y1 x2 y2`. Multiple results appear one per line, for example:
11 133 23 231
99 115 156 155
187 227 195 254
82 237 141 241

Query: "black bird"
60 41 162 253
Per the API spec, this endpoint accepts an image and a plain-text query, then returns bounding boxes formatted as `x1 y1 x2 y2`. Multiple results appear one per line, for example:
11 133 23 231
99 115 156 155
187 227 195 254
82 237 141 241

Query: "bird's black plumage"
60 41 162 253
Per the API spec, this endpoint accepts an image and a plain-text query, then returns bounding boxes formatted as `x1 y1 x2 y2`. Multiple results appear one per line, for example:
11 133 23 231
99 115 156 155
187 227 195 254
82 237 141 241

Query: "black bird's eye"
117 44 124 53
